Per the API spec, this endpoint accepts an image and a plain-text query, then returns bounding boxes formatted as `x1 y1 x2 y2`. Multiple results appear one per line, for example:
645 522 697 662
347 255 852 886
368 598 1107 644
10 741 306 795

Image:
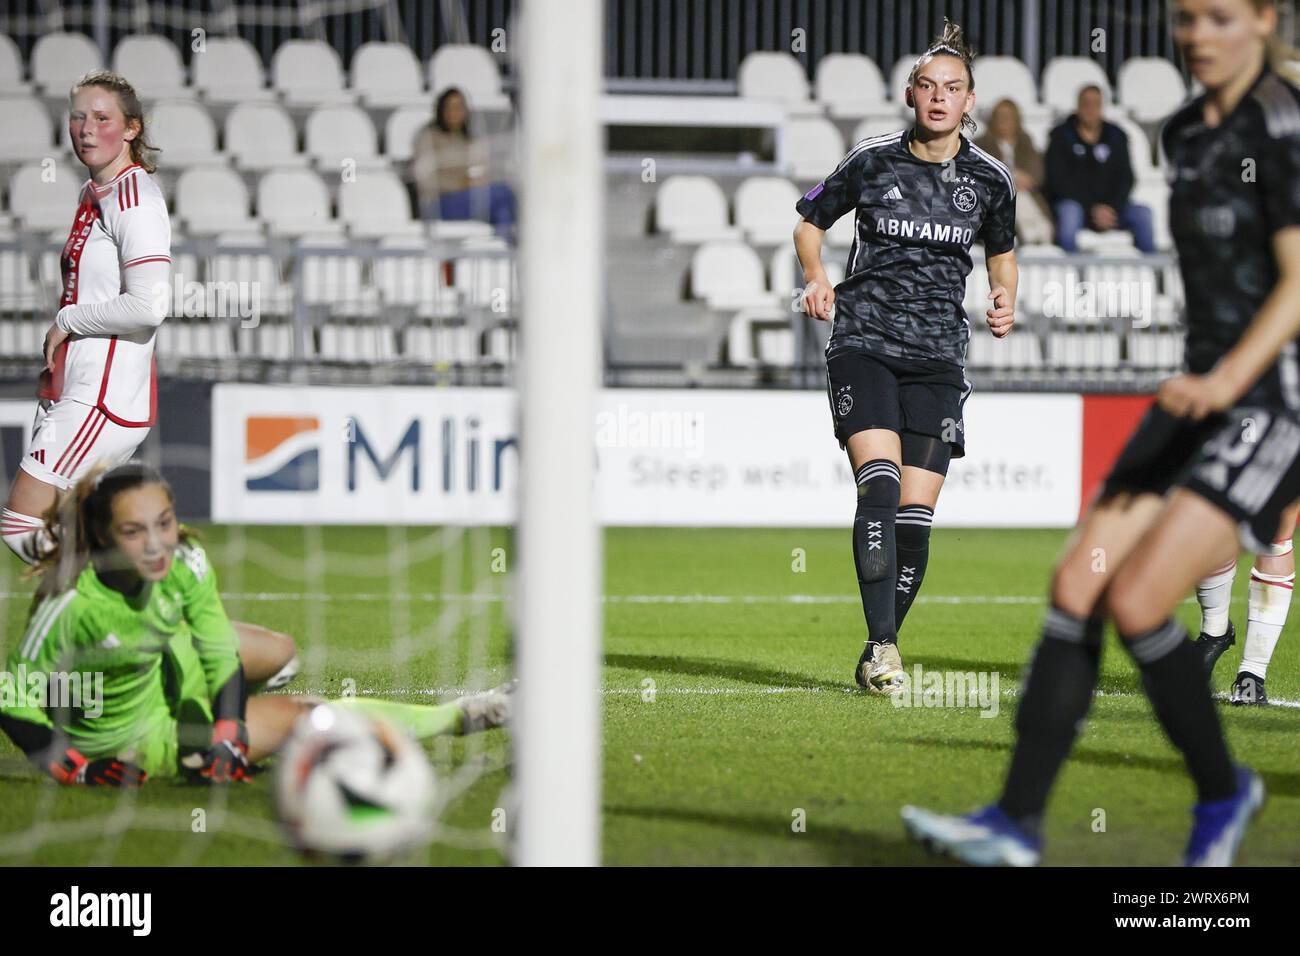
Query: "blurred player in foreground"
0 462 511 786
1194 501 1297 703
903 0 1300 866
794 19 1018 692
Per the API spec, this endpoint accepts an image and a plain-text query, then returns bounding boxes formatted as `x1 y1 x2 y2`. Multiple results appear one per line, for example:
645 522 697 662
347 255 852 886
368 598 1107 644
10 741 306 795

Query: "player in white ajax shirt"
2 71 166 556
1 71 298 689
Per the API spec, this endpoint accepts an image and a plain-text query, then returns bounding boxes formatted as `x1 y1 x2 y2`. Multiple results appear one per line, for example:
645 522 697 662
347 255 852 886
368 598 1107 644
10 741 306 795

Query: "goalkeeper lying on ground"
0 460 510 786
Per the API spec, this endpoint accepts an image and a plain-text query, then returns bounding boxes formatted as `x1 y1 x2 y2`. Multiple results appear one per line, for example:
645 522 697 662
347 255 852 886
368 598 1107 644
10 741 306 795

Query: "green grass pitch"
0 525 1296 866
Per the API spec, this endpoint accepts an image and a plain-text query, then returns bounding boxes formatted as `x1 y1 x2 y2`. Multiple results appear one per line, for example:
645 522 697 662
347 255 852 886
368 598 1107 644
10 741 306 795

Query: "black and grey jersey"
795 127 1017 368
1165 64 1300 410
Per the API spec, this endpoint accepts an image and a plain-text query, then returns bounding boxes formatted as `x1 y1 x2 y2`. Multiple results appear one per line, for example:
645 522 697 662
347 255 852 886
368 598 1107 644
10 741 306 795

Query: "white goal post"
513 0 604 866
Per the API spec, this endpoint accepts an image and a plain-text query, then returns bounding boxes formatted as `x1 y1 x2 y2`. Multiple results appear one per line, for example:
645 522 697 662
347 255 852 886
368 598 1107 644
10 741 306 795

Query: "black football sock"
894 504 933 631
853 459 900 646
1123 619 1237 803
998 606 1103 833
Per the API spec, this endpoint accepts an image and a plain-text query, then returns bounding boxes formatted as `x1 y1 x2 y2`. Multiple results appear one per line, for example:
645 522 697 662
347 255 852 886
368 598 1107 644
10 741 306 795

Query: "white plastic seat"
32 33 102 97
1018 254 1076 320
373 235 459 319
889 54 922 102
385 106 434 161
1127 331 1184 368
351 41 428 108
852 116 908 144
784 117 845 182
225 102 307 170
1048 331 1122 368
111 35 188 100
1106 110 1161 183
1041 56 1112 114
1118 58 1189 123
208 232 291 318
653 176 738 243
0 250 43 309
690 240 776 310
1081 250 1159 328
971 56 1052 123
734 176 801 246
175 166 257 234
297 235 374 318
319 323 396 362
304 104 384 171
148 99 224 169
337 169 421 238
0 95 54 162
967 326 1043 368
0 34 29 94
8 161 81 230
452 255 516 314
272 40 354 106
825 213 857 248
769 248 843 301
428 44 510 111
738 52 821 116
192 37 276 104
815 54 897 121
256 169 337 237
404 324 477 363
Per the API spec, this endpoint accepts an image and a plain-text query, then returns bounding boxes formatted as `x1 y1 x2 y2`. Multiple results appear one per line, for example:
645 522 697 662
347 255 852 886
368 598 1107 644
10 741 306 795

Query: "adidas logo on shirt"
882 185 903 202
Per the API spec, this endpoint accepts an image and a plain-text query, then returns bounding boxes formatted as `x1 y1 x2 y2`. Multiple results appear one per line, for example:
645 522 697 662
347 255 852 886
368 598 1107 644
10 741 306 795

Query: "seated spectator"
974 98 1053 245
410 87 516 239
1043 85 1154 253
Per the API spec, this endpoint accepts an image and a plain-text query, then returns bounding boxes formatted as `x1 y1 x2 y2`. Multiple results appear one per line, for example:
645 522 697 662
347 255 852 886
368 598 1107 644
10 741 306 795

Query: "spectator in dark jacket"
1043 84 1154 252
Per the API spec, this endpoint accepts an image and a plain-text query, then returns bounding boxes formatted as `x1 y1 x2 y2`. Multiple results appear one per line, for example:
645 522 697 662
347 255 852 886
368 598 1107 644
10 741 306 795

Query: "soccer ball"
273 703 436 863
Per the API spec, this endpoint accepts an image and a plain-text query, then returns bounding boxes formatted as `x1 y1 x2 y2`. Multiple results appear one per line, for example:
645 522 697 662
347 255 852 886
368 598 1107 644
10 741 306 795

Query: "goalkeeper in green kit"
0 460 511 786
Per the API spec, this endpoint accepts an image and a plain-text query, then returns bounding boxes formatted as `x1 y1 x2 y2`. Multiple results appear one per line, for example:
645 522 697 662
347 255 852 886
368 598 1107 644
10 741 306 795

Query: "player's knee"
1102 575 1154 638
1048 563 1100 619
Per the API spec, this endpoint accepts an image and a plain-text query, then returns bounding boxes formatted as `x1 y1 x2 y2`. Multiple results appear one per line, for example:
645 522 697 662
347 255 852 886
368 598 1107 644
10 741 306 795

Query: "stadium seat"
351 41 429 109
967 324 1043 369
404 323 477 363
191 36 276 104
738 52 822 116
384 105 434 161
319 323 397 362
453 252 516 316
690 240 776 310
1048 330 1122 369
971 56 1052 124
0 95 54 162
175 166 258 235
727 307 798 367
1126 330 1184 368
256 169 340 237
208 231 292 319
272 39 354 107
1117 57 1189 123
147 99 225 169
851 116 908 143
481 321 517 363
0 317 43 357
653 176 739 243
769 248 843 302
426 220 495 241
297 234 376 319
427 44 510 112
373 235 459 320
1041 56 1112 113
734 176 802 246
0 249 43 310
337 169 422 239
824 212 856 248
111 35 188 101
304 104 386 171
7 161 81 231
814 54 898 121
1016 247 1075 320
31 32 102 98
888 54 921 102
1106 111 1162 182
224 102 308 170
0 34 30 95
784 117 845 182
1082 250 1160 328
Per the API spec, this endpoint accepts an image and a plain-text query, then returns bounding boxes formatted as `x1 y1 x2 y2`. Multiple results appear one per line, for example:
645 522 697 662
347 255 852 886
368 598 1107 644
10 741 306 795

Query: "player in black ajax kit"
904 0 1300 866
794 20 1018 693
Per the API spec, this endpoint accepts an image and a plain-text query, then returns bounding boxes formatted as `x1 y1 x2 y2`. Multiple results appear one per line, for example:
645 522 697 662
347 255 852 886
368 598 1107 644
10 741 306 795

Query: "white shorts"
19 399 149 491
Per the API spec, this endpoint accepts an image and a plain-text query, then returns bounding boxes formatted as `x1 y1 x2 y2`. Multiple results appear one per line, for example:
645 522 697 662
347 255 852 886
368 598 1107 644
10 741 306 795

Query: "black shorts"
1101 404 1300 551
825 349 972 459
